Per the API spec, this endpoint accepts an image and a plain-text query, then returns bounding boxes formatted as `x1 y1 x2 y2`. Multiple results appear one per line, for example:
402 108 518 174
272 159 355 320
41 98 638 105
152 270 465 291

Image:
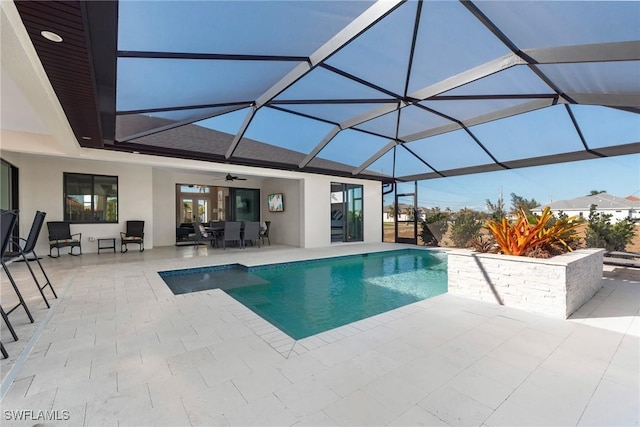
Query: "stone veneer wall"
447 248 605 319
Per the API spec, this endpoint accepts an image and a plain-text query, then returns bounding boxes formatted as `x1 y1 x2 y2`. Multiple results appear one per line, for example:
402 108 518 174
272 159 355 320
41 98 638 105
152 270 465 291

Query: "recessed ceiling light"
81 136 91 140
41 30 63 43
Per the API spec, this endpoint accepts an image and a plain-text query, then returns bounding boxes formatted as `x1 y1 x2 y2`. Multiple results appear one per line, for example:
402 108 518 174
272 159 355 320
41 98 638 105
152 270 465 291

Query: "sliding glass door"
331 182 363 242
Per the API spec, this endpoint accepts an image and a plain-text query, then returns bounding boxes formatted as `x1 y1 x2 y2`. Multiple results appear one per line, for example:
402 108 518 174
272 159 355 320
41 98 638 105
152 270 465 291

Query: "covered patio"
1 244 638 426
1 0 639 425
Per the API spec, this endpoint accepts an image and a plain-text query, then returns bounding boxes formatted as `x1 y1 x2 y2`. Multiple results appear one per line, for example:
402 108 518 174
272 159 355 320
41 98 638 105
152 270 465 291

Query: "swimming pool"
159 249 447 339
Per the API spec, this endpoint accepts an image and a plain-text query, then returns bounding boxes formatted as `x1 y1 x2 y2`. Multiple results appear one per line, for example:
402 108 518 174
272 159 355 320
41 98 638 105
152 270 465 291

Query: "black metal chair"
47 221 82 257
1 210 34 343
260 220 271 246
243 221 261 248
222 221 242 249
9 211 57 308
121 220 144 253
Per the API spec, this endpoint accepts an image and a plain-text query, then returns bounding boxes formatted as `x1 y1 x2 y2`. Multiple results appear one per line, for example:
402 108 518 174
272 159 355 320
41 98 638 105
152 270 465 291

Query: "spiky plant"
485 207 583 257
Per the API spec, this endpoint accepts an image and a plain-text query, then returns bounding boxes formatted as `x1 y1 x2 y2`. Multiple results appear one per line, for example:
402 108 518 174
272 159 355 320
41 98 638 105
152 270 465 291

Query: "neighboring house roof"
627 195 640 202
534 193 640 211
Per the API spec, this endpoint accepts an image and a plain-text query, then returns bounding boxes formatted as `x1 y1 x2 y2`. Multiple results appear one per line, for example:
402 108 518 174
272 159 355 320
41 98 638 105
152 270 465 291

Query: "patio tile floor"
1 243 638 426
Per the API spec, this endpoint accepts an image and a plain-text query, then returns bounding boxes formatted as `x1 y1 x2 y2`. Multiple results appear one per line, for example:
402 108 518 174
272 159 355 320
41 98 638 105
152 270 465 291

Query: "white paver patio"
1 243 638 426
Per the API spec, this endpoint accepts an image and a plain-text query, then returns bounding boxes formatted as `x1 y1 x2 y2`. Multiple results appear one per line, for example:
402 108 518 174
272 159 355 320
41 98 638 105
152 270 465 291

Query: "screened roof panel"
275 67 393 101
538 62 640 95
421 99 534 124
442 65 553 97
394 145 434 178
193 108 251 135
325 1 417 95
404 129 494 171
354 110 399 139
408 1 510 94
115 106 240 141
118 0 374 56
117 58 300 111
470 105 584 162
277 103 390 125
571 106 640 150
398 105 457 140
25 1 638 182
476 1 640 49
314 129 391 167
364 149 394 178
243 107 334 155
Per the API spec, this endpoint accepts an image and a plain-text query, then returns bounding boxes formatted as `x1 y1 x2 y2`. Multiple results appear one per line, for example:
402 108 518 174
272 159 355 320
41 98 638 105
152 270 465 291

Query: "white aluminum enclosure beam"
300 103 401 168
352 140 397 175
401 98 553 142
409 53 526 101
397 142 640 181
524 41 640 64
119 104 251 142
566 93 640 109
255 0 405 108
299 126 341 168
225 105 256 159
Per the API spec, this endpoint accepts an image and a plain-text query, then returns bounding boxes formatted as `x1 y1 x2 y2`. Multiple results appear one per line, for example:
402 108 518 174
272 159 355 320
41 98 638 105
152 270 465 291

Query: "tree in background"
588 190 606 196
486 196 506 221
450 208 483 247
510 192 539 215
585 204 637 251
419 207 450 246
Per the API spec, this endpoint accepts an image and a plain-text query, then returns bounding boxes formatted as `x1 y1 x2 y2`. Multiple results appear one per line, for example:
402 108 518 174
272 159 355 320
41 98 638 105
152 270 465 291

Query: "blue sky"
409 154 640 212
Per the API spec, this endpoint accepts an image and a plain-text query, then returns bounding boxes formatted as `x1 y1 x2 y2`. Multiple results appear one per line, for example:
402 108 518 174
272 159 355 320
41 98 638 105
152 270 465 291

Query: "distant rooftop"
536 193 640 211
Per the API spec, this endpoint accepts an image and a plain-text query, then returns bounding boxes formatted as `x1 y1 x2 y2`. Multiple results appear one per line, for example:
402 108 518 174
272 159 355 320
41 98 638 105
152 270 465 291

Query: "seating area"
175 220 267 250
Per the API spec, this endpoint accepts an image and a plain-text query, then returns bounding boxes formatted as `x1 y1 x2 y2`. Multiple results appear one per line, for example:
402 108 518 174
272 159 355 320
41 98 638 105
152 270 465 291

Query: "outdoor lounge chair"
8 211 57 308
47 221 82 257
243 221 261 248
121 220 144 253
1 210 34 343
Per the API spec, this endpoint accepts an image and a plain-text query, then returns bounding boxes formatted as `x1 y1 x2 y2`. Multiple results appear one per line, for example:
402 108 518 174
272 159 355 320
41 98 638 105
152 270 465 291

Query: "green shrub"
585 205 637 251
450 208 483 248
419 208 449 246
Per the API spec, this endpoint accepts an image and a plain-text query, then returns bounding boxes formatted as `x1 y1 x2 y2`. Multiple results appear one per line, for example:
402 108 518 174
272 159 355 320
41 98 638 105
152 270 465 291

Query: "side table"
97 237 116 254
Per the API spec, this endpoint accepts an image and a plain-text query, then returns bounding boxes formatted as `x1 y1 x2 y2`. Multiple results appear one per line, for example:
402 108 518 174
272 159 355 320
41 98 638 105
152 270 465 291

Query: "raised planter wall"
447 248 605 319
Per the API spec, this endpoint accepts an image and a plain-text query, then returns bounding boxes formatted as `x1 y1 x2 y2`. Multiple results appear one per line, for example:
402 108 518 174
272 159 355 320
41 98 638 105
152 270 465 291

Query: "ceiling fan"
222 173 247 182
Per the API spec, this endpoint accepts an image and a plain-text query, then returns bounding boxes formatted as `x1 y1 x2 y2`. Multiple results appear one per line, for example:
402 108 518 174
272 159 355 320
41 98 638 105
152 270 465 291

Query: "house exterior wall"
2 151 154 254
262 177 302 247
2 150 382 252
302 175 382 248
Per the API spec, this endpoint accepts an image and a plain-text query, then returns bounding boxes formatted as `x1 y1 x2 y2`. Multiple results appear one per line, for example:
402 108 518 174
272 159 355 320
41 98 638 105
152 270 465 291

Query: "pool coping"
154 246 448 358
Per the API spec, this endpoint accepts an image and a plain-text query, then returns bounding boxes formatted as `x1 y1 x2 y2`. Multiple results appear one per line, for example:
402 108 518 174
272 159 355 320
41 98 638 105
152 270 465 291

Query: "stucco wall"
2 151 382 252
261 177 302 247
2 152 153 254
302 175 382 248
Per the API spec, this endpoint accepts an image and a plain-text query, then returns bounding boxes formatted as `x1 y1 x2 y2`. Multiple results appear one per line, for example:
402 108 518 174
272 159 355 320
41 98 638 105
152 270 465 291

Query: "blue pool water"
159 249 447 339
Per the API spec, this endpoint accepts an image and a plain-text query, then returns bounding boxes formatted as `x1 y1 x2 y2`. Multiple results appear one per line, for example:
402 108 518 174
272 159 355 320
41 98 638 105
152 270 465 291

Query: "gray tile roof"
535 193 640 211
